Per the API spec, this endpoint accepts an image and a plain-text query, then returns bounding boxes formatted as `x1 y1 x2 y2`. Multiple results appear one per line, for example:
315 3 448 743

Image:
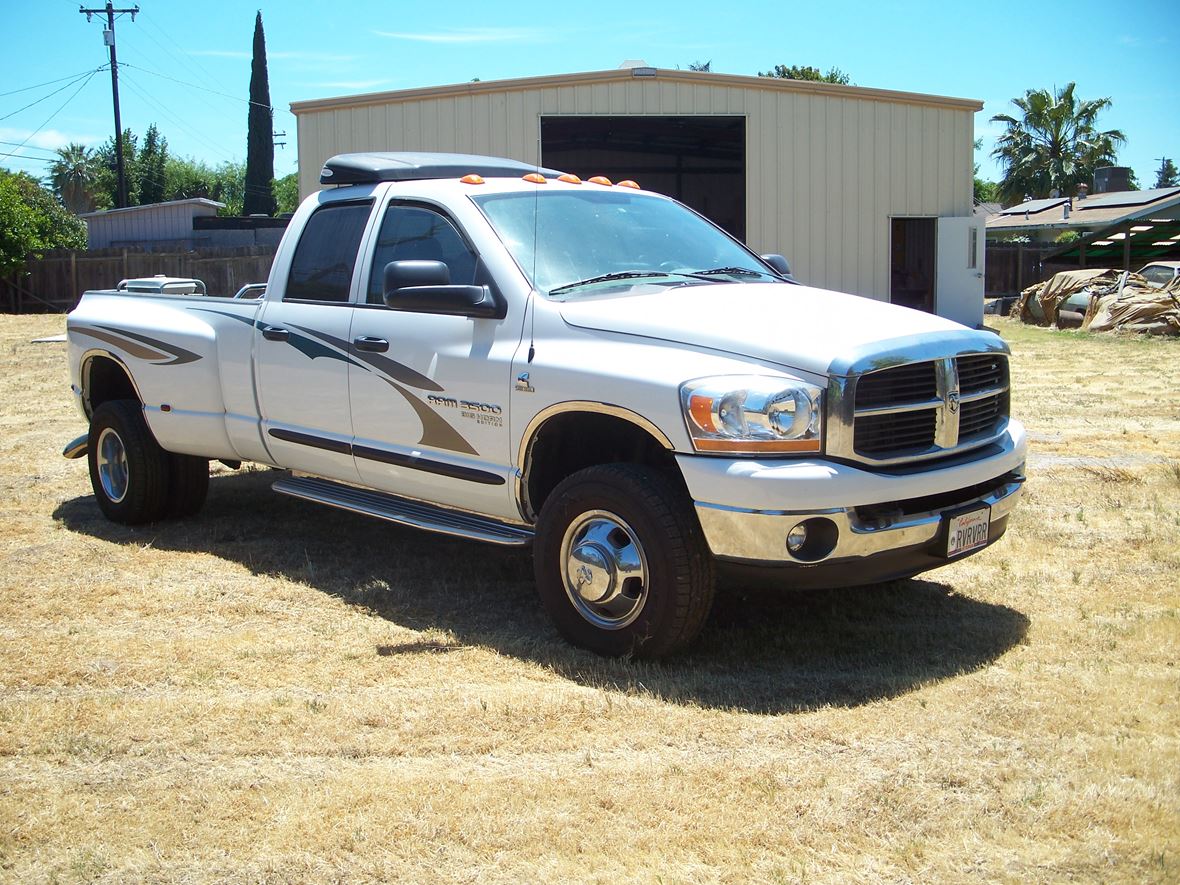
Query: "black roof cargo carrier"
320 152 564 185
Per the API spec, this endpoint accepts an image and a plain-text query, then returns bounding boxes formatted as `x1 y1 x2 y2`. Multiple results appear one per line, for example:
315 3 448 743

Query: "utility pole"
79 2 139 208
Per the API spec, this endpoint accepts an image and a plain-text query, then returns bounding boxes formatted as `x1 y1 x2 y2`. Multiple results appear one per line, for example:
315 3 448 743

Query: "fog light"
783 517 839 562
787 523 808 553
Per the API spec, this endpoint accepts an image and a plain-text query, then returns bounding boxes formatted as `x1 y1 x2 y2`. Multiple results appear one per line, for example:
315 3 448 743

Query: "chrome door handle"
353 336 390 353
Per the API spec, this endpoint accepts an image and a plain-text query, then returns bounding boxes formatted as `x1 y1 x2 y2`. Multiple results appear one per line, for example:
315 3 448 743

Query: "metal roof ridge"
289 68 983 115
80 197 226 218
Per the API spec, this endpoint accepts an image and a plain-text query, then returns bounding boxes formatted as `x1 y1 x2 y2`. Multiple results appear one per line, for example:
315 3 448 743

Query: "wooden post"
122 249 129 282
70 251 78 300
1016 245 1024 293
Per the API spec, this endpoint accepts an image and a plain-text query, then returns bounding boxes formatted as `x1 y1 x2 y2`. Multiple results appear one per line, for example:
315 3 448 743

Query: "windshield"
471 189 782 296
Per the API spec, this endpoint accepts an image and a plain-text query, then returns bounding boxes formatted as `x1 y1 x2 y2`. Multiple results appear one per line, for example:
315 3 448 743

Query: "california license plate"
946 507 990 557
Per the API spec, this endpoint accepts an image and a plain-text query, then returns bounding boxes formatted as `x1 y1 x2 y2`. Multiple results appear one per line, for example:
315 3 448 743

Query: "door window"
367 204 478 303
284 201 373 303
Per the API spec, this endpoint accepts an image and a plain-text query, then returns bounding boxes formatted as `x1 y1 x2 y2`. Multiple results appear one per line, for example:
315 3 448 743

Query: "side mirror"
761 253 792 279
382 259 504 319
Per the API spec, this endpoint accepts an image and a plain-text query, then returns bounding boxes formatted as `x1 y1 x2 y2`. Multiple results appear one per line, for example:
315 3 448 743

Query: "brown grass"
1 313 1178 883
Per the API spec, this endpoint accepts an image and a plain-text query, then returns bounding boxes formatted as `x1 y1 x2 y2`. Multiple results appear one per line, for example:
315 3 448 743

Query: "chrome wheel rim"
96 427 129 503
559 509 650 630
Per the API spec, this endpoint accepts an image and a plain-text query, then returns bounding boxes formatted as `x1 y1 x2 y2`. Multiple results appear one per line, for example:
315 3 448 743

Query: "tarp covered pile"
1011 269 1180 335
1087 275 1180 335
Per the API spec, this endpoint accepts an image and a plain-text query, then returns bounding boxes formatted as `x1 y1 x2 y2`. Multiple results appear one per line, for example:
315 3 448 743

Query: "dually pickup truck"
65 152 1026 657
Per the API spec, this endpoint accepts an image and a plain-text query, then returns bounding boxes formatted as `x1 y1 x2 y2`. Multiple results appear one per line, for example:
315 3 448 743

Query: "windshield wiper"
689 266 772 279
549 271 683 296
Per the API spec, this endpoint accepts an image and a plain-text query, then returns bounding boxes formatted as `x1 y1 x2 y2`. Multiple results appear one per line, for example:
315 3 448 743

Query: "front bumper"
679 420 1026 576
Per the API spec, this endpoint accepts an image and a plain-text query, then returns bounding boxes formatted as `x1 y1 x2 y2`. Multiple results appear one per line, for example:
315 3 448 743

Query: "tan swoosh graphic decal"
73 325 202 365
73 326 171 362
382 379 478 455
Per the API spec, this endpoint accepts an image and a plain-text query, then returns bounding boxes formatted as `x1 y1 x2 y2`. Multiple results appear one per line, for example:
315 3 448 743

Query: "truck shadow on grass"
54 469 1029 714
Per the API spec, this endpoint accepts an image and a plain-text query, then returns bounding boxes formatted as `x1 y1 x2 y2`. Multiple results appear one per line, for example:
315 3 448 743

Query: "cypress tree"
243 10 276 216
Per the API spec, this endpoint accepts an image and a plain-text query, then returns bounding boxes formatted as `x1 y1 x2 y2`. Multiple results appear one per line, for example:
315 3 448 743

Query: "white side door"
936 216 985 327
255 198 375 481
346 200 523 518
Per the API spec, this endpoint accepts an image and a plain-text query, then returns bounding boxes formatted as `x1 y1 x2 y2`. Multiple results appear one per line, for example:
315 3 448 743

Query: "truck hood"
558 282 971 377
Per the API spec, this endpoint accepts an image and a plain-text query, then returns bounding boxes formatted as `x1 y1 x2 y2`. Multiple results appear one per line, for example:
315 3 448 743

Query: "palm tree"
990 83 1125 206
49 143 100 214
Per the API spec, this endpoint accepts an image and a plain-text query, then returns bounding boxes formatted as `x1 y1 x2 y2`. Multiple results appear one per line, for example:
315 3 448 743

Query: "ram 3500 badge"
64 152 1026 658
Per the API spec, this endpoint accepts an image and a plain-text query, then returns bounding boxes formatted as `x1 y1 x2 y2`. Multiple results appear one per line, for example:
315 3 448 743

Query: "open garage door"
541 115 746 241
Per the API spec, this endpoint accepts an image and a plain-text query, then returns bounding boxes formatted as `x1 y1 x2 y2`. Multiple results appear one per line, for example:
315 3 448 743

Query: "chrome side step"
272 475 534 547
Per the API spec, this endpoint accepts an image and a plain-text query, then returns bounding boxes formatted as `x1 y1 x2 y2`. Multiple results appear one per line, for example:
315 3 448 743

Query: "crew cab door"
346 200 521 517
255 195 375 481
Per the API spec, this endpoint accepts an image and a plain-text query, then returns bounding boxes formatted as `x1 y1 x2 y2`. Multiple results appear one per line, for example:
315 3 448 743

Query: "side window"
284 201 373 302
367 204 478 304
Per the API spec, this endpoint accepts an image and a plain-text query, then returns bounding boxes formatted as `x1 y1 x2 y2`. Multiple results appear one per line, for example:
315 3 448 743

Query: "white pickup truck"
64 152 1026 657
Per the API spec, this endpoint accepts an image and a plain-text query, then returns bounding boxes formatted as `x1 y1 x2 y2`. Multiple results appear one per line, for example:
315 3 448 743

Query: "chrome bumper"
695 471 1025 564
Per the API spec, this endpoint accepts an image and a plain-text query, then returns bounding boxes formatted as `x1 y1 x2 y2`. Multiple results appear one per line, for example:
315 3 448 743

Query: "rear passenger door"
255 196 374 481
347 200 520 517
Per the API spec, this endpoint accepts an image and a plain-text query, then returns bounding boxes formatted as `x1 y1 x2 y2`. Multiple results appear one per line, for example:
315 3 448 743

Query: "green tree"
0 170 86 276
48 143 100 214
243 10 276 216
757 64 851 85
1154 158 1178 188
990 82 1125 206
139 124 169 204
272 172 299 215
972 137 999 204
687 60 711 72
94 129 140 208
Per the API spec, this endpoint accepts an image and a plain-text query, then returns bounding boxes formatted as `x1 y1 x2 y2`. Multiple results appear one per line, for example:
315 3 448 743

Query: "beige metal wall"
293 73 977 300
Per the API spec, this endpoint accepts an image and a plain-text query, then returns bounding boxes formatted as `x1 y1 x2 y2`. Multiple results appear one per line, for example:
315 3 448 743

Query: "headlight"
680 375 823 454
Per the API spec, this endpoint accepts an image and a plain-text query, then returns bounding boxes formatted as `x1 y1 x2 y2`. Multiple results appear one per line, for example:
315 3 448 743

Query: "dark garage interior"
541 115 746 241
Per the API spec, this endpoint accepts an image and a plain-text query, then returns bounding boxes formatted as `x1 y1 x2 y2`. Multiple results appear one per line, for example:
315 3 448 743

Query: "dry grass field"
1 313 1177 883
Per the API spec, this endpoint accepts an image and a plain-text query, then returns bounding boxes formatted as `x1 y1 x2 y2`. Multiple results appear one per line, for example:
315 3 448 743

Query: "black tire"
166 453 209 518
533 463 715 658
87 399 170 525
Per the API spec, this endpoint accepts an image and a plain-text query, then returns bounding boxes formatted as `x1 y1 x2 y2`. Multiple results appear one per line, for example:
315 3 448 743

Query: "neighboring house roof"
973 201 1001 221
80 198 225 219
986 187 1180 235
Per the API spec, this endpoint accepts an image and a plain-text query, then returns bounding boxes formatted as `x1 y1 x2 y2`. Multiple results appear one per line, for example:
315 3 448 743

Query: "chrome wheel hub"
96 427 129 504
560 510 649 629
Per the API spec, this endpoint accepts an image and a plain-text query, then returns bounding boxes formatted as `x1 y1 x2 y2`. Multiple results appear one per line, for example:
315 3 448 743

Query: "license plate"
946 507 990 557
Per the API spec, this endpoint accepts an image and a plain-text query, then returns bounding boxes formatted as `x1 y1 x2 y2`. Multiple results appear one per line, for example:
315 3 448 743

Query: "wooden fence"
1 246 277 313
984 244 1074 297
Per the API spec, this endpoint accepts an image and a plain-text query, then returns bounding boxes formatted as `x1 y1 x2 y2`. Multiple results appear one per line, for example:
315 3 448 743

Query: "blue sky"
3 0 1177 190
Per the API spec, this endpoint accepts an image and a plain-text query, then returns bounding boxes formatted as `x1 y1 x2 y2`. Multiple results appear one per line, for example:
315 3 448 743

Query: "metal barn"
291 67 985 325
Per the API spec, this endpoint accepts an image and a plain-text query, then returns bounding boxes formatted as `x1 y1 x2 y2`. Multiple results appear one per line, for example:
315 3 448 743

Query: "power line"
0 140 59 157
0 69 103 122
120 62 273 112
118 70 237 162
0 68 110 100
0 71 100 166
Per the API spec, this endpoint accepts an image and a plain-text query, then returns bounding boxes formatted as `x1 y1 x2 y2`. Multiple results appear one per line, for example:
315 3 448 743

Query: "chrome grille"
831 348 1010 466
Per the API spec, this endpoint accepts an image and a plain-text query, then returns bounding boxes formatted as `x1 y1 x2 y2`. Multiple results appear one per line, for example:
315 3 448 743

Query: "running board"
272 475 533 547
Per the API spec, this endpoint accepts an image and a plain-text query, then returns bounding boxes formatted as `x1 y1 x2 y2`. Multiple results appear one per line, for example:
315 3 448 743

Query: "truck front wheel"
87 400 170 525
534 464 715 658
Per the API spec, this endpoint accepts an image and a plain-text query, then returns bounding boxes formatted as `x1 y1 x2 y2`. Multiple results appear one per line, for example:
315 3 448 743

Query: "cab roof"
319 152 564 185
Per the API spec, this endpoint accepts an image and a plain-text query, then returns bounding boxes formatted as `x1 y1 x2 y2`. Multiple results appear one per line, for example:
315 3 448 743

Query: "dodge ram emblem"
947 391 960 413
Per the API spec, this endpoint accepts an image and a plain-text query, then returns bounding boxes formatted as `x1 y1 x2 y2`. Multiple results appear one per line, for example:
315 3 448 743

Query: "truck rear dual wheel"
534 463 715 658
87 399 208 525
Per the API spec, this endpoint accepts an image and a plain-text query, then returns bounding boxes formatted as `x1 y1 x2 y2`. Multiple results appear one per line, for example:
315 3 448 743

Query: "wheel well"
83 355 139 416
523 412 681 520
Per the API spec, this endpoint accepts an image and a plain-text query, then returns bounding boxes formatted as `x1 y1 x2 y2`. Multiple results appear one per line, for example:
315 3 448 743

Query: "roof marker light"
558 173 582 184
617 179 640 189
460 174 485 185
588 176 613 186
522 173 547 183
